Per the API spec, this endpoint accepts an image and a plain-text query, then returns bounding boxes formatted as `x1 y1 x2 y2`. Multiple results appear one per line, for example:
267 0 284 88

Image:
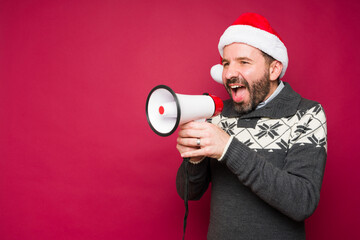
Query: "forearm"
176 158 211 200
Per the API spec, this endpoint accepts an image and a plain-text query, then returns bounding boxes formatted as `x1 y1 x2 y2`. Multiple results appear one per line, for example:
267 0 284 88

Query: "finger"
179 121 208 130
176 143 198 154
178 128 206 138
177 137 202 147
181 147 206 158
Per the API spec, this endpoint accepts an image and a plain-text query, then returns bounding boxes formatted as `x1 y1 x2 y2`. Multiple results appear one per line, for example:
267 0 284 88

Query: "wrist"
218 136 234 161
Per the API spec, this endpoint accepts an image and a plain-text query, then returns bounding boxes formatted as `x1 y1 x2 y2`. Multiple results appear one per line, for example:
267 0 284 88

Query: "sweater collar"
221 82 302 119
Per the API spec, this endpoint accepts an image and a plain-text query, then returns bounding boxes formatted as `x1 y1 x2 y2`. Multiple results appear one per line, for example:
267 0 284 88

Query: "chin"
232 100 254 115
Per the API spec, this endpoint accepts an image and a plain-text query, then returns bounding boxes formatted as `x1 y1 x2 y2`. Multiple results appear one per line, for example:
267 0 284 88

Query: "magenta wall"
1 0 359 239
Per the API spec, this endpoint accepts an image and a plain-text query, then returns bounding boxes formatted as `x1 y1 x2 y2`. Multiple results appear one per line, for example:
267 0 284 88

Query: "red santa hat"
210 13 288 84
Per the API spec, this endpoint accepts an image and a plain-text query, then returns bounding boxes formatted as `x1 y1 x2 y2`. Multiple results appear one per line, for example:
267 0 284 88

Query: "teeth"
230 85 241 89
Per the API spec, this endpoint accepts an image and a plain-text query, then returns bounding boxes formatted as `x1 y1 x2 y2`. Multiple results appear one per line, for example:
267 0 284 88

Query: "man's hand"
176 121 230 160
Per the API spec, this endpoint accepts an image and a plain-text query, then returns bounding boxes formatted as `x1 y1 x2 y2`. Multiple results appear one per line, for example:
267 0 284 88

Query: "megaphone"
146 85 223 137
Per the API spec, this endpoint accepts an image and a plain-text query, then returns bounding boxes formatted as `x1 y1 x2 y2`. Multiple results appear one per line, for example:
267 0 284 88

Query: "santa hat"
210 13 288 84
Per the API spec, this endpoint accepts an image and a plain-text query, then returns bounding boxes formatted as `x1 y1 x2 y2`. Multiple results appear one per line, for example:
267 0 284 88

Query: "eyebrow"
222 57 253 64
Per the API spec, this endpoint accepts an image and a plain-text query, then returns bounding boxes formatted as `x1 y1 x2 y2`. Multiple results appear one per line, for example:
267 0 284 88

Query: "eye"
240 61 249 64
223 62 229 67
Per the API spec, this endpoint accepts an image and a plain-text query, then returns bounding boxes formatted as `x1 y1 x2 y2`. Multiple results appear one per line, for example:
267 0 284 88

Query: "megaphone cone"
146 85 223 136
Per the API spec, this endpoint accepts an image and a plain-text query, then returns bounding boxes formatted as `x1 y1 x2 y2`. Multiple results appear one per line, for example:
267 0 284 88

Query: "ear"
269 60 283 81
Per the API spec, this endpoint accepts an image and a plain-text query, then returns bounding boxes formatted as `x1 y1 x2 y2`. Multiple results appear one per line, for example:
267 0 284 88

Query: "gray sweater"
176 83 327 240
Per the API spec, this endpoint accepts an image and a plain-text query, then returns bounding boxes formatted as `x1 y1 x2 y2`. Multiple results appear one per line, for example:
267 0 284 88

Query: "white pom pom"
210 64 223 84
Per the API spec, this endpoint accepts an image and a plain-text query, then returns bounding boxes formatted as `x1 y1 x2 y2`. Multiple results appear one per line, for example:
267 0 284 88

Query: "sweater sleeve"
221 104 327 221
176 158 211 201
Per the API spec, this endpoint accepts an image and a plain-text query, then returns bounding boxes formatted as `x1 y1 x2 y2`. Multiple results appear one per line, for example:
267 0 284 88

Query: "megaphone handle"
182 157 190 240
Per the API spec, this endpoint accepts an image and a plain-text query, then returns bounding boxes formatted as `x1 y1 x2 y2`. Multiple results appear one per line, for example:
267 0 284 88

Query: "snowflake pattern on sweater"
211 104 327 153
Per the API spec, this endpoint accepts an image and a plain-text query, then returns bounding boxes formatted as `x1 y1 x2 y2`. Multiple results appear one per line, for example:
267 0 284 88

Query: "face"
222 43 271 114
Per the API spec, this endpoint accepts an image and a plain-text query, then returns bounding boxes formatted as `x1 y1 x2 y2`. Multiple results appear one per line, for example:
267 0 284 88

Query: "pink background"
1 0 359 239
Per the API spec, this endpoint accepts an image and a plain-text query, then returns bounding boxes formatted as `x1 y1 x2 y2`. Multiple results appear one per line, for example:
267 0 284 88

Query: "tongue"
232 87 246 103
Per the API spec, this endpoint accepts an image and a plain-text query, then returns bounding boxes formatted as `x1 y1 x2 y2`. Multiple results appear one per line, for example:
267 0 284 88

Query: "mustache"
226 77 249 88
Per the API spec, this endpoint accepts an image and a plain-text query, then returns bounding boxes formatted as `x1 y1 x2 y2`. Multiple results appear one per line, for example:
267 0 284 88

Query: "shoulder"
298 97 322 111
297 97 326 122
282 82 326 117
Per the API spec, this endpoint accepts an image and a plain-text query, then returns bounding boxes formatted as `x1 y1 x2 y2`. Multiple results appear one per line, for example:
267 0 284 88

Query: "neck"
256 80 283 110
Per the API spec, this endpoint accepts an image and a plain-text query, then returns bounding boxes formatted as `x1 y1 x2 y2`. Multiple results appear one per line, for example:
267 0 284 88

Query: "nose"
223 63 240 80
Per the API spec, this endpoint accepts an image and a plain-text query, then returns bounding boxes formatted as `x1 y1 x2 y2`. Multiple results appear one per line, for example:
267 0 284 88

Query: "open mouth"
229 84 246 103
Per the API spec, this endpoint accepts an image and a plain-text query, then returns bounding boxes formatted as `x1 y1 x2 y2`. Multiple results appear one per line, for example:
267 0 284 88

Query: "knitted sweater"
176 82 327 240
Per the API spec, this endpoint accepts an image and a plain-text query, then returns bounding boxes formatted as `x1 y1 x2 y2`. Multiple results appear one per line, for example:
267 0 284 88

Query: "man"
176 13 327 240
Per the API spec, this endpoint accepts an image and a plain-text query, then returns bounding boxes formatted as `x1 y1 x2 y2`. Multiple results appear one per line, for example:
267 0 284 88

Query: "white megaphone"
146 85 223 136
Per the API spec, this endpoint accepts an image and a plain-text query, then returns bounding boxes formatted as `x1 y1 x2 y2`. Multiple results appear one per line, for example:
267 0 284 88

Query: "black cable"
182 157 190 240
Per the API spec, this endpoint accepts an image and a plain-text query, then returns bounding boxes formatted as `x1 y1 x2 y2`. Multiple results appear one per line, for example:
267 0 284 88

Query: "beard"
225 71 270 115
